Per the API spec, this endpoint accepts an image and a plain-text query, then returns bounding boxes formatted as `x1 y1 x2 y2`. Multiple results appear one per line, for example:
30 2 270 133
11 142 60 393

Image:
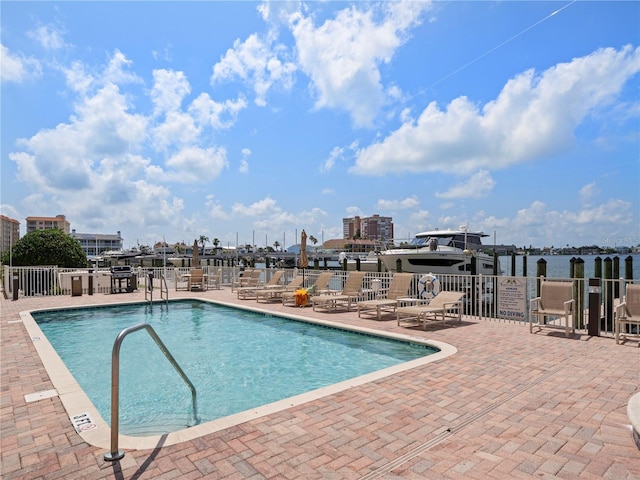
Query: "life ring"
418 274 440 300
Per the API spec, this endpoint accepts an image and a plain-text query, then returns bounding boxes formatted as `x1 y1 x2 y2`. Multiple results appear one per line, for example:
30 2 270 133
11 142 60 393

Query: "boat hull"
379 250 496 275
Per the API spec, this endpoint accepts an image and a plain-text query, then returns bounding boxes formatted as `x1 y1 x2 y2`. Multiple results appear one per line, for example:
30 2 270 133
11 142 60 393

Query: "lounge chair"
357 273 414 320
256 275 304 303
311 271 366 312
232 269 261 291
615 283 640 345
188 268 207 291
282 271 335 306
396 290 465 329
207 267 222 290
237 270 284 299
529 280 575 337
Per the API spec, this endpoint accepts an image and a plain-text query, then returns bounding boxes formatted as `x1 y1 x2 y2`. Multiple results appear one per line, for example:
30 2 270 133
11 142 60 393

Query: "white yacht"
379 228 498 275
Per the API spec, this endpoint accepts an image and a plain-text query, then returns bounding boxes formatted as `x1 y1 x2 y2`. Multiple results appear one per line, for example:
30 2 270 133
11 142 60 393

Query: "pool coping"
20 298 457 451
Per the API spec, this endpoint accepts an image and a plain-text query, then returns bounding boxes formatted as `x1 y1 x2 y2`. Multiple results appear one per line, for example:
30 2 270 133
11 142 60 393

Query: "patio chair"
529 280 575 337
232 269 262 291
615 283 640 345
281 271 336 306
396 290 465 329
237 270 284 299
311 271 366 312
357 273 414 320
256 275 304 303
188 268 207 291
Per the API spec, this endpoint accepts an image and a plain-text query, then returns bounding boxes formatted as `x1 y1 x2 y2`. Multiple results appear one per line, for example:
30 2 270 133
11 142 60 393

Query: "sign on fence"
497 278 526 321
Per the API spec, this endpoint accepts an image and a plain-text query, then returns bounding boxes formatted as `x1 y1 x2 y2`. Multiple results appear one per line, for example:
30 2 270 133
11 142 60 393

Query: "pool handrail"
104 322 198 461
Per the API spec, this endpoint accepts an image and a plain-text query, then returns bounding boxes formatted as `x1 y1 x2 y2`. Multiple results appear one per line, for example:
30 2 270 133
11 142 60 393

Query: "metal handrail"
104 323 197 461
160 273 169 304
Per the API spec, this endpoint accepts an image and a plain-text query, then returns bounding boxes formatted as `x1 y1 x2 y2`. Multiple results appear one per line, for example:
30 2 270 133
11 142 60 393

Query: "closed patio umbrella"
192 239 199 267
299 230 309 269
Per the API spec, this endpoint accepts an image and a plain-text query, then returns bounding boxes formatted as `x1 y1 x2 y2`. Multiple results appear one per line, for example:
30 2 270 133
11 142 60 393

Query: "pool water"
34 300 437 435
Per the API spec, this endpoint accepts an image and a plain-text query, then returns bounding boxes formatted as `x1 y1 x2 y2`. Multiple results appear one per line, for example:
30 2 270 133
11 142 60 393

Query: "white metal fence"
3 265 636 338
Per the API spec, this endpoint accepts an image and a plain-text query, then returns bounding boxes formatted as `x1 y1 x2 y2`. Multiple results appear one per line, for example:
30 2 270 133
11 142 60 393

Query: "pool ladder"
104 323 198 461
144 272 169 305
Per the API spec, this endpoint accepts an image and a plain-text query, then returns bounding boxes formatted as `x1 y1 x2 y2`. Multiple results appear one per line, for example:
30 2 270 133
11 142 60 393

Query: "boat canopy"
410 231 487 250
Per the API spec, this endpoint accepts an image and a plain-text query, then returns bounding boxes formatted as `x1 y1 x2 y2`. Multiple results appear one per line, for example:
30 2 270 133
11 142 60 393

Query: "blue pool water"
34 300 436 435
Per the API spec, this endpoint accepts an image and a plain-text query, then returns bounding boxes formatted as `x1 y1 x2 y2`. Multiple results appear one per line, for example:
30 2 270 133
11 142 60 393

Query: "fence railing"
4 265 636 338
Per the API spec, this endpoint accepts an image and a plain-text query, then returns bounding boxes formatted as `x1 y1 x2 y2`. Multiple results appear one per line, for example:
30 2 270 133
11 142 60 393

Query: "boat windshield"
411 236 452 248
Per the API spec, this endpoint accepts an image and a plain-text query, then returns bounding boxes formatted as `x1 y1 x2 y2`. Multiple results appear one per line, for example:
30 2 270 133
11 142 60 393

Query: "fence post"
573 258 584 329
624 255 634 280
12 272 19 301
603 257 613 332
588 278 601 336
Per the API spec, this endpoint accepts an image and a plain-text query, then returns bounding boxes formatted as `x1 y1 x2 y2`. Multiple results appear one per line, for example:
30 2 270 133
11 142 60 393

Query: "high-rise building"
25 214 70 234
0 215 20 254
342 214 393 242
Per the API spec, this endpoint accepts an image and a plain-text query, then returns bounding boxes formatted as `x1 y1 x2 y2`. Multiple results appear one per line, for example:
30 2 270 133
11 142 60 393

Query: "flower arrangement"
294 288 309 307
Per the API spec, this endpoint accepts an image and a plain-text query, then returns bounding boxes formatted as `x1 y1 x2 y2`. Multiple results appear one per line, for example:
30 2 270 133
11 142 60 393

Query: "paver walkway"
1 287 639 479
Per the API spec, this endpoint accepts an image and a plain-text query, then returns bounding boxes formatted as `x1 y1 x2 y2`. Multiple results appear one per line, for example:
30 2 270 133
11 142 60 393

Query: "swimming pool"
23 299 455 449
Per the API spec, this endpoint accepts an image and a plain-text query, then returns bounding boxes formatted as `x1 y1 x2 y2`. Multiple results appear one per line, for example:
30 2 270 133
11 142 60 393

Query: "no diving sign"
70 412 97 433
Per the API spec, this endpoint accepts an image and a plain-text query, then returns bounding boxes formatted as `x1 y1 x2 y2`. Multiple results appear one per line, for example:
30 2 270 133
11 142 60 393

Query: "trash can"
71 276 83 296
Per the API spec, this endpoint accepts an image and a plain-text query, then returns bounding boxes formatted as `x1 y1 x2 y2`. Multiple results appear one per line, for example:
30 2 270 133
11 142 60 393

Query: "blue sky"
2 1 639 251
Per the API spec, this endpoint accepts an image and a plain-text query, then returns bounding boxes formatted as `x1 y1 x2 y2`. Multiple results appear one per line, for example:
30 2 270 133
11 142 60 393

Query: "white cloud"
321 146 344 172
0 44 41 82
239 148 251 173
351 45 640 175
151 68 191 115
579 181 598 204
160 146 229 183
11 83 147 192
290 2 429 127
232 196 279 217
376 195 420 210
27 24 67 50
211 33 297 106
436 170 496 199
188 93 247 130
151 111 201 151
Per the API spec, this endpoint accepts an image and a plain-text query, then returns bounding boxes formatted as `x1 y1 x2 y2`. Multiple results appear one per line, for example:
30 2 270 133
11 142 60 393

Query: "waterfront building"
0 215 20 255
25 214 70 234
70 230 123 257
343 214 393 242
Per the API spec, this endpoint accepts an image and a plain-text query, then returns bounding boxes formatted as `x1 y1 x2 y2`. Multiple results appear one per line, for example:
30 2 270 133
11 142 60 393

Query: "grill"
110 265 133 278
109 266 135 293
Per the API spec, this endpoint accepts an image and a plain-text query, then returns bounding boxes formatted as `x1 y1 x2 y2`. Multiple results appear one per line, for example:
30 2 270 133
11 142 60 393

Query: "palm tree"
198 235 209 255
309 235 318 252
212 238 220 253
273 240 281 252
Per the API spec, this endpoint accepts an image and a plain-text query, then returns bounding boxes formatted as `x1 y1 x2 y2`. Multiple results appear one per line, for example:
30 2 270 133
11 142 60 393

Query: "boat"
379 227 499 275
338 251 383 272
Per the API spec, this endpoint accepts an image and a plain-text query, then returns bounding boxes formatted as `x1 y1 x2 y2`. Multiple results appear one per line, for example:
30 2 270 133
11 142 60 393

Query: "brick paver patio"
1 286 638 479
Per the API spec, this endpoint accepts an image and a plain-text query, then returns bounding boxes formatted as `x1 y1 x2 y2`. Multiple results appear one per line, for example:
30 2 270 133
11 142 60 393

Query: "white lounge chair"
237 270 284 300
282 271 335 306
357 273 414 320
256 275 303 303
311 272 366 312
396 291 465 329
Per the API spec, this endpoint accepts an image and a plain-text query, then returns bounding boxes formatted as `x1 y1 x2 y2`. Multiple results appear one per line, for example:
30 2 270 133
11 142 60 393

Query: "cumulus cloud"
290 2 430 127
189 93 247 129
212 33 297 106
151 68 191 115
436 170 496 199
0 44 41 82
351 45 640 175
376 195 420 210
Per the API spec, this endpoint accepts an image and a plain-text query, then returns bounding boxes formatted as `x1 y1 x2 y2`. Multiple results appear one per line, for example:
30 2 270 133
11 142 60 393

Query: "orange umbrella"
299 230 309 268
